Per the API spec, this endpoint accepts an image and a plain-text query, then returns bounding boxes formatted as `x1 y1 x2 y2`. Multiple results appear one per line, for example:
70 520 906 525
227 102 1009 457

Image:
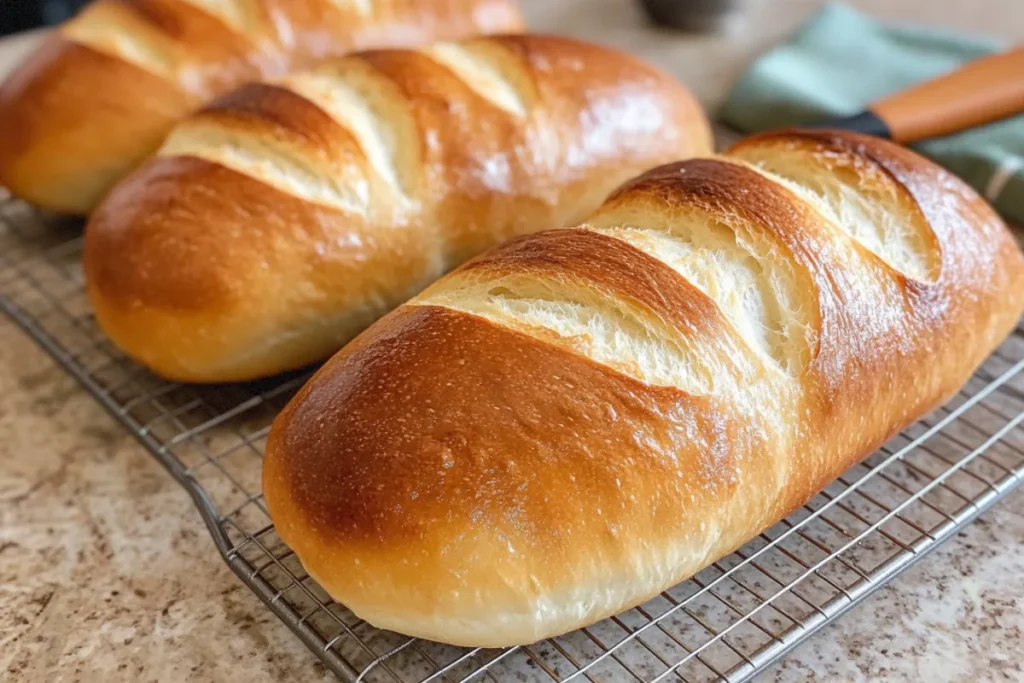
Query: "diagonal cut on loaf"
0 0 523 214
84 34 712 382
263 130 1024 648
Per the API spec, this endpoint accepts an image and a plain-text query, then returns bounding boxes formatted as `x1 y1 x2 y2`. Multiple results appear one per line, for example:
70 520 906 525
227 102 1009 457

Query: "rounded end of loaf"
0 37 192 214
84 155 384 383
84 157 255 383
262 301 746 648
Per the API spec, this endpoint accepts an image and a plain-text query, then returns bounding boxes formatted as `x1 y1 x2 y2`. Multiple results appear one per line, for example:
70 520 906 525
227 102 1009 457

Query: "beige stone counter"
2 1 1023 681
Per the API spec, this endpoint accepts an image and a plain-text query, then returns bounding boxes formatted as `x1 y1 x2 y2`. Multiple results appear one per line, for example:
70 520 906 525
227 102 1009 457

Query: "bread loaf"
262 130 1024 647
83 34 712 382
0 0 523 214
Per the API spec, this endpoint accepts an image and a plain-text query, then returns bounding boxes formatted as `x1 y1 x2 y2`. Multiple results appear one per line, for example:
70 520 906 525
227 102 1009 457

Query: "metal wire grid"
2 192 1024 683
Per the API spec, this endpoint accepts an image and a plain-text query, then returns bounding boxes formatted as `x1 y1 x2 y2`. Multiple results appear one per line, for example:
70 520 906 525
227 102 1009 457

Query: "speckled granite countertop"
2 1 1024 681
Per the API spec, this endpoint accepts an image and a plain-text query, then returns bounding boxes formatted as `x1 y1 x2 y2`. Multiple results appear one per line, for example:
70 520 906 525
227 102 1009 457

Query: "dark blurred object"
639 0 747 33
1 0 91 37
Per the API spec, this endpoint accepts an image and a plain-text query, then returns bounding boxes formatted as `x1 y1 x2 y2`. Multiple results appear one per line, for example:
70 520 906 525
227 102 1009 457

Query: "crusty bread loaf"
83 34 712 382
0 0 523 214
263 130 1024 648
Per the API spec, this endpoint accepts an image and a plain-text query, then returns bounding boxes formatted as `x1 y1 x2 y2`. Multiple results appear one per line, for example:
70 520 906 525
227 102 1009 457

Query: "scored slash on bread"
0 0 524 214
262 130 1024 648
83 34 713 382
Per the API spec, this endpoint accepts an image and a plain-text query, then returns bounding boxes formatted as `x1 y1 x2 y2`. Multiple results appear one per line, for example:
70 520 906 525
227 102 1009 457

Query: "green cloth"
720 3 1024 223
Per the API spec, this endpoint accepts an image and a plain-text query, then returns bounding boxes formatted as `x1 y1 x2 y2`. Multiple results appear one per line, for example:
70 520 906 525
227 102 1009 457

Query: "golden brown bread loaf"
263 130 1024 647
83 34 712 382
0 0 523 214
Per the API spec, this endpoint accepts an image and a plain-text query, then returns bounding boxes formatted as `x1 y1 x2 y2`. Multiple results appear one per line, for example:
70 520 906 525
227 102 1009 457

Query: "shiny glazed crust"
0 0 523 214
83 34 713 381
263 130 1024 647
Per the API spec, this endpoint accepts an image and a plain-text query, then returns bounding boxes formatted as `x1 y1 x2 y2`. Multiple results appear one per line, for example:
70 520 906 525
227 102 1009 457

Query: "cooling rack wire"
2 184 1023 682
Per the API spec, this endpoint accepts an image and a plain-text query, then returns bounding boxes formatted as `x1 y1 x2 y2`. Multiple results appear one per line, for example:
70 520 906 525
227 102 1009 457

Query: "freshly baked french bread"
0 0 523 214
83 34 712 382
263 130 1024 648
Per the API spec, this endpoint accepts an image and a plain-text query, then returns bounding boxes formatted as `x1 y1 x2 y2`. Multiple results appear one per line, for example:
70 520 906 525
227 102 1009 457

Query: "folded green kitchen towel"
720 3 1024 223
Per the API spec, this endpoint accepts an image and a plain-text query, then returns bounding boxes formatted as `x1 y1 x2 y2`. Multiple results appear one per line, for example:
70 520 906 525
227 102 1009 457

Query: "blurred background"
1 0 91 37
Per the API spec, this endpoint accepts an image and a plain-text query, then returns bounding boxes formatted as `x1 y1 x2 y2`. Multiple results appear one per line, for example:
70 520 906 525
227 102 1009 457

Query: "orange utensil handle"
872 46 1024 143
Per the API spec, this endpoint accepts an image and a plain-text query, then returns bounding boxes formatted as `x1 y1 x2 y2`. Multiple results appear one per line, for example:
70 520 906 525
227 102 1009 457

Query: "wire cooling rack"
2 190 1024 683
